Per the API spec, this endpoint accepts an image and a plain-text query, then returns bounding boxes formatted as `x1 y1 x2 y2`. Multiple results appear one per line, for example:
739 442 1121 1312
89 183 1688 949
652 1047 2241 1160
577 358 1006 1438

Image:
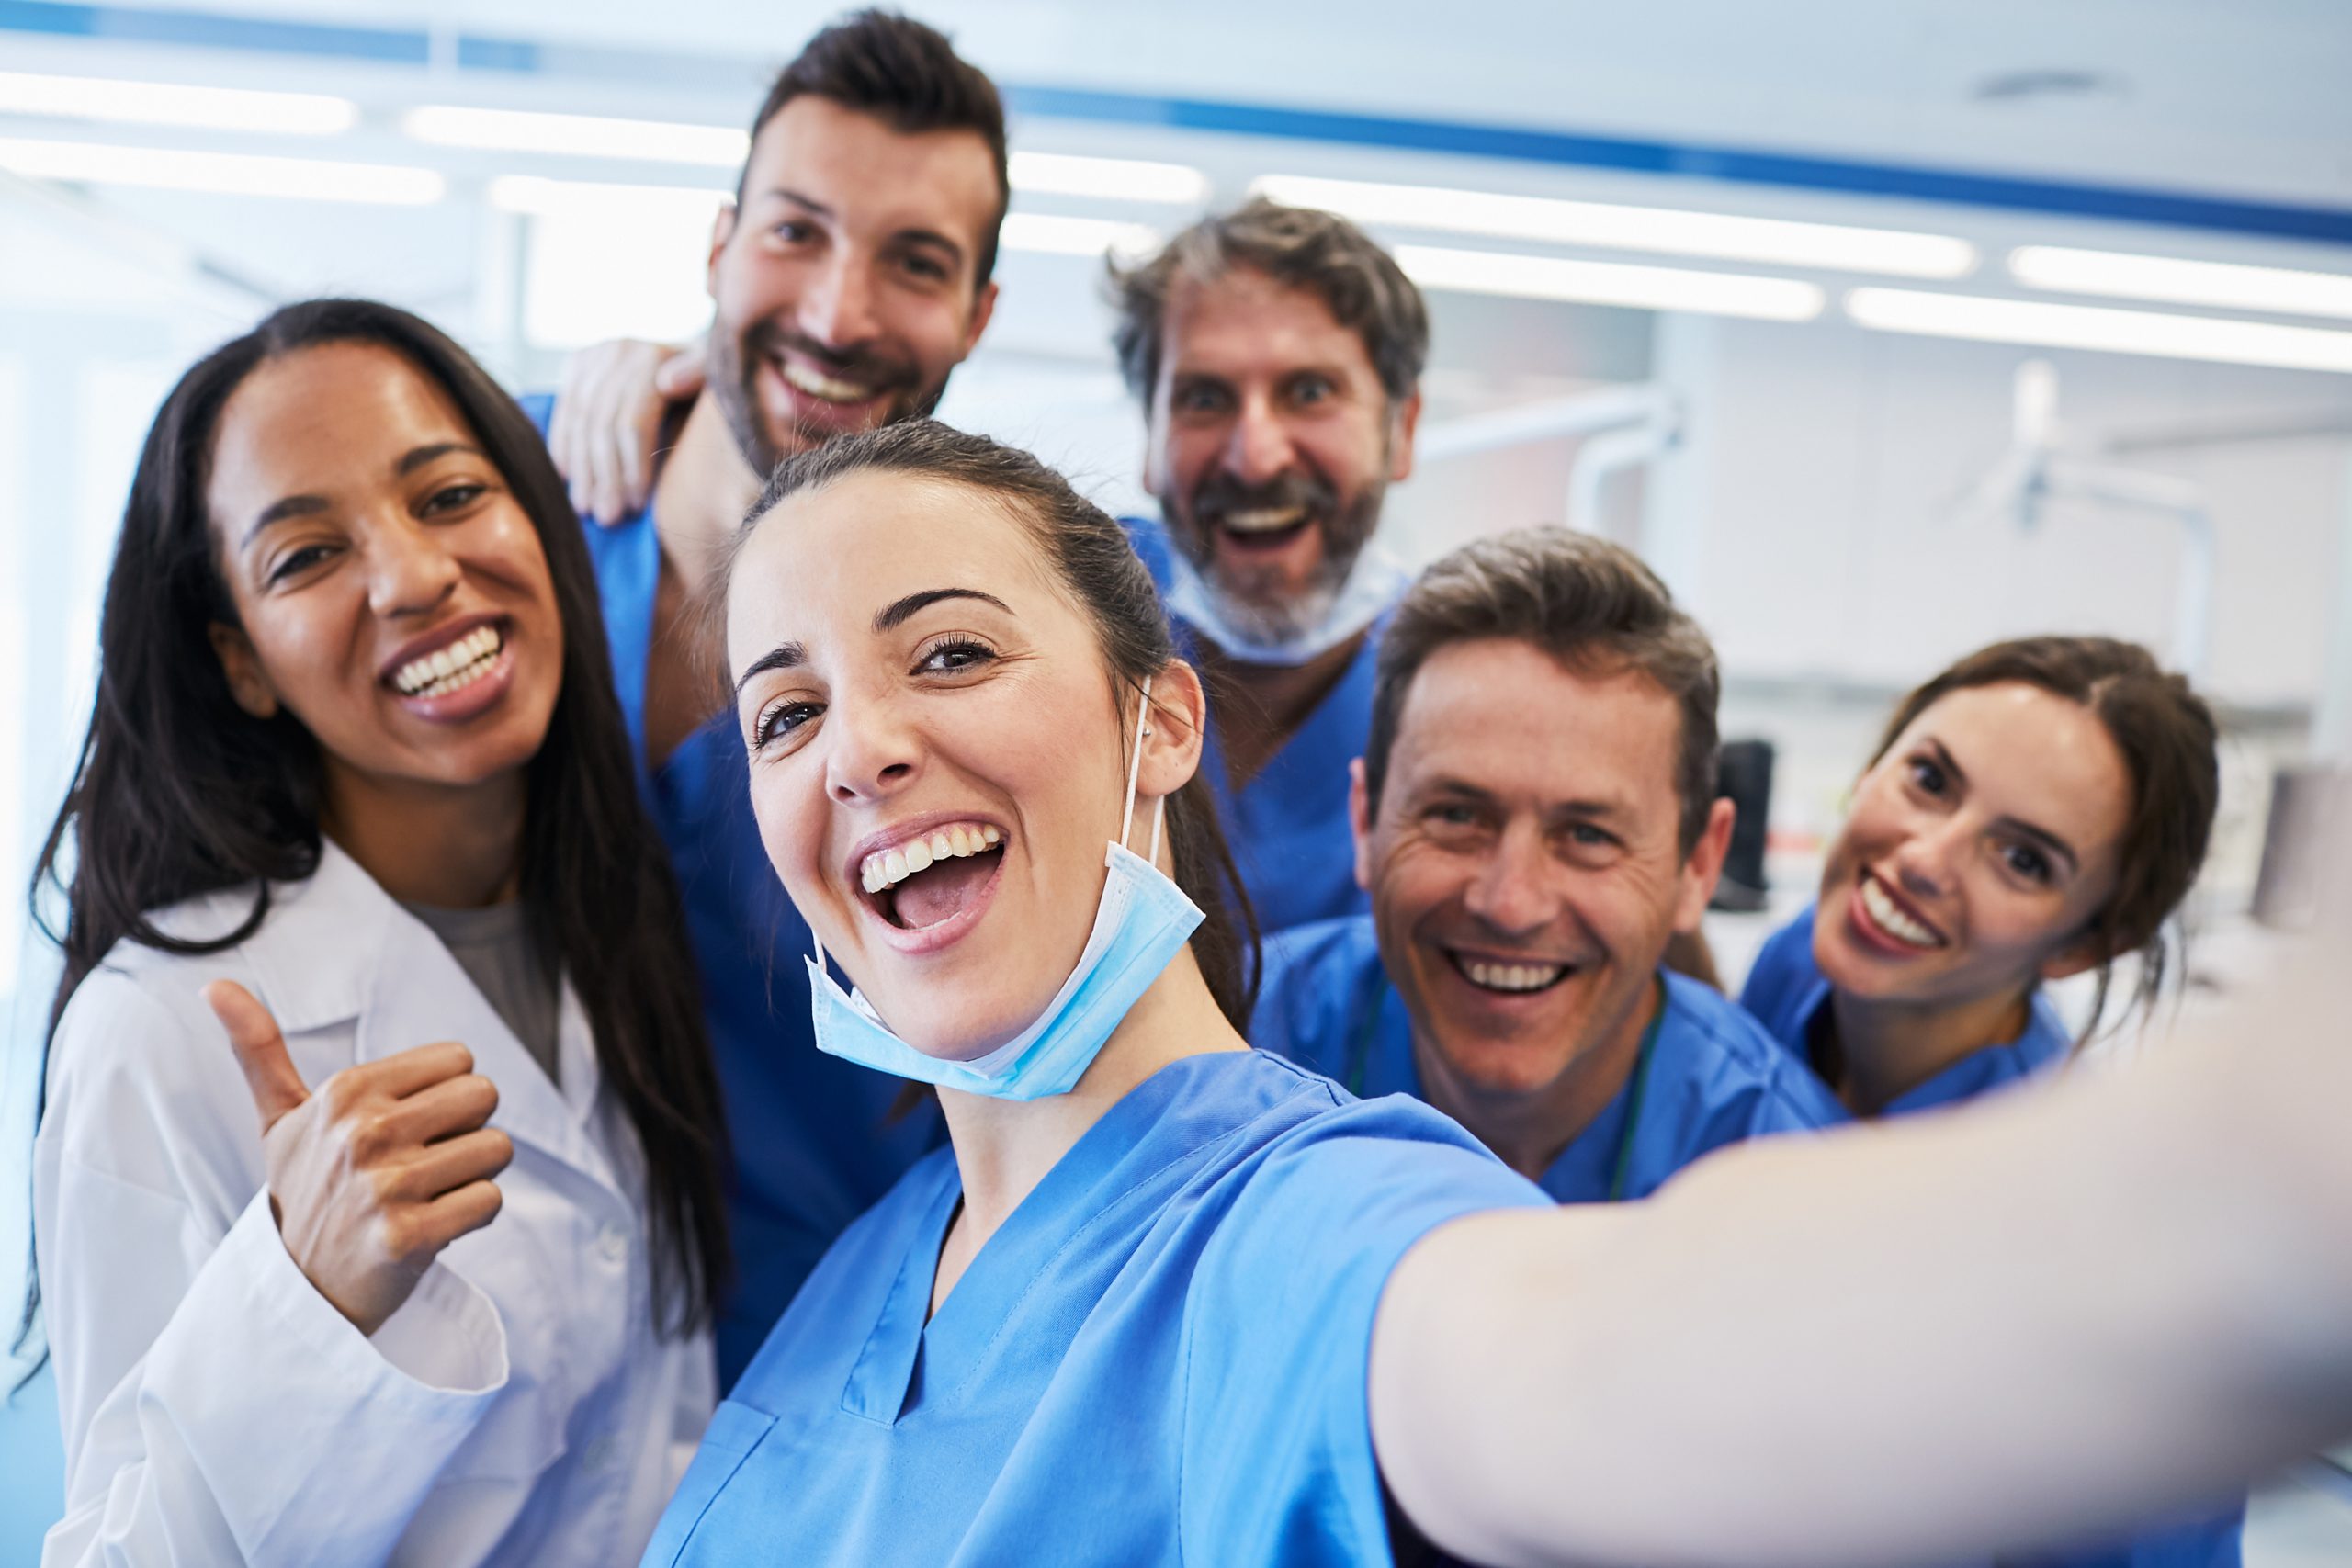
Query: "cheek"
747 760 832 912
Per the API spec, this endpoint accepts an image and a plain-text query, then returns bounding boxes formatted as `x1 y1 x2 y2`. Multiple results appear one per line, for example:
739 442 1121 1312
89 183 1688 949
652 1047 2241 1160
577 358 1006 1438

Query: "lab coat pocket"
638 1400 778 1565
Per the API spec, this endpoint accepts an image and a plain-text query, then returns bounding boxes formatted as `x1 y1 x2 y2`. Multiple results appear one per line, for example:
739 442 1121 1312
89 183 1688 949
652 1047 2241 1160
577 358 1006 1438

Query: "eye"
1171 382 1231 417
749 695 824 751
1906 754 1949 796
914 636 996 675
769 218 817 246
1566 822 1615 848
899 251 950 283
421 482 487 516
2002 841 2054 885
266 543 336 584
1287 373 1335 408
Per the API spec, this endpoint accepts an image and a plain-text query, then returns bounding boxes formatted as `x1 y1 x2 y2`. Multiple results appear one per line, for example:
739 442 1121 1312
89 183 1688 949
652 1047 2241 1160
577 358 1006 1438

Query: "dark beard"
705 320 944 485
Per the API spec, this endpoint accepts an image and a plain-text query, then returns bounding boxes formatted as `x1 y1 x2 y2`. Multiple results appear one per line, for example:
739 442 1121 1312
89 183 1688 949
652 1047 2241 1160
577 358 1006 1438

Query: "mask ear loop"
1119 674 1157 859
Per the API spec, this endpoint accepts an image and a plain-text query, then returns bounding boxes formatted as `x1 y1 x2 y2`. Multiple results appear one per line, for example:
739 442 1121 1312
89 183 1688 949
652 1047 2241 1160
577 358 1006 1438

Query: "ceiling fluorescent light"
0 71 355 135
1397 244 1825 321
0 138 441 203
2009 245 2352 321
1846 288 2352 373
489 175 727 219
408 106 747 166
1008 151 1206 205
1259 174 1975 279
1000 212 1160 261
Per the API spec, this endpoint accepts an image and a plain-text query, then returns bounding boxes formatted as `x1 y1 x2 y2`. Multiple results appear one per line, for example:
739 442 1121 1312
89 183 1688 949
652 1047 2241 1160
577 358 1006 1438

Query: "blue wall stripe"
0 0 424 62
7 0 2352 248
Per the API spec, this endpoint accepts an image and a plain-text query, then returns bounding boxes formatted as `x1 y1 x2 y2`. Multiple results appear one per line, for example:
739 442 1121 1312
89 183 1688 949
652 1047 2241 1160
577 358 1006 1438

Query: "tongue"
894 851 998 929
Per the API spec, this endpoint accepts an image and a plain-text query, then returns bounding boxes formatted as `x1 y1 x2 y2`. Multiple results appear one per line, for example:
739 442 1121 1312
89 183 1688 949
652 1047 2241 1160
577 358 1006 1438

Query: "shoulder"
1118 513 1175 592
1251 916 1382 1070
1660 970 1843 1132
1736 907 1823 1034
515 390 556 437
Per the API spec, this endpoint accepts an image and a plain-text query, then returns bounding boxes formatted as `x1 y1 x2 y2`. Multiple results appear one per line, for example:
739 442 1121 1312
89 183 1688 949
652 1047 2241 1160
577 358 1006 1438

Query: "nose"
1461 823 1558 937
1221 395 1297 488
823 690 922 807
366 518 460 620
797 250 880 354
1888 815 1966 900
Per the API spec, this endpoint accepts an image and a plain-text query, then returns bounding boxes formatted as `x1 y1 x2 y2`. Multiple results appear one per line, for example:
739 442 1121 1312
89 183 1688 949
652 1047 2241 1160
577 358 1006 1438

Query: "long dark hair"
23 299 729 1364
719 417 1261 1030
1868 635 2220 1043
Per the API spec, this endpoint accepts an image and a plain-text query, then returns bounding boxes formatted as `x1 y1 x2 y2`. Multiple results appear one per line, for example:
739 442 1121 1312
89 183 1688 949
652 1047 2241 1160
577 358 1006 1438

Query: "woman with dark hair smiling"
643 417 2352 1568
31 299 729 1566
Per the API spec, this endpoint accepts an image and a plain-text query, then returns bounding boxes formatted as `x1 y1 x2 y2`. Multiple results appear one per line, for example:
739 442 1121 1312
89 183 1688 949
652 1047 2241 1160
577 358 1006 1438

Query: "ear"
1386 389 1424 484
2038 932 2109 985
1136 659 1208 807
1671 795 1736 934
960 277 999 357
706 202 739 300
1349 756 1374 892
208 621 280 720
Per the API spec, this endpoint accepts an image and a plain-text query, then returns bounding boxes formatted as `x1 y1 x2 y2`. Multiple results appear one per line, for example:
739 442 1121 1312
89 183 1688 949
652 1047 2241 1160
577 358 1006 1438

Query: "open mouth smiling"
853 818 1009 934
1445 949 1575 996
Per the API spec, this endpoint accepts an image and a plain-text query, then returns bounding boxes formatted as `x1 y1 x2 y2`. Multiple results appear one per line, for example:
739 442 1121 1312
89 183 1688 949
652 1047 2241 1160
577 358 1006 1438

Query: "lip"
1845 868 1950 957
764 353 899 434
1431 942 1580 1005
392 634 516 725
377 611 504 687
843 808 1012 958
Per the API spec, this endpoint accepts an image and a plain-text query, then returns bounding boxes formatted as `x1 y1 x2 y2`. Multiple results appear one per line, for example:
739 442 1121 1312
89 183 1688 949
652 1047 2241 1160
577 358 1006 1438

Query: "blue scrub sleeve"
1177 1108 1546 1562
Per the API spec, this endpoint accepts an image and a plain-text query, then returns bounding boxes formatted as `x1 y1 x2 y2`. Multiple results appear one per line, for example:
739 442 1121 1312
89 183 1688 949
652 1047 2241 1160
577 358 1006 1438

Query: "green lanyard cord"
1348 970 1666 1204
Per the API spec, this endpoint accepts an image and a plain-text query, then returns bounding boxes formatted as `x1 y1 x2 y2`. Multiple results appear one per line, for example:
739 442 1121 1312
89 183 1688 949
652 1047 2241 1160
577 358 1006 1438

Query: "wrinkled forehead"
723 470 1062 673
1397 639 1686 808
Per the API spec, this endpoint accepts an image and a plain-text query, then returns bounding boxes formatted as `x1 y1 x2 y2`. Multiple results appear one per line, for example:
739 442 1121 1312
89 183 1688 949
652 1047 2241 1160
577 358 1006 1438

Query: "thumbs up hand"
203 981 514 1337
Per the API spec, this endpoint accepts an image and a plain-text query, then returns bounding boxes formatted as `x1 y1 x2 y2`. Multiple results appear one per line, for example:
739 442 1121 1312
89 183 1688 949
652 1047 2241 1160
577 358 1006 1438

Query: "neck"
931 948 1245 1304
648 394 765 598
321 767 526 908
1822 985 2035 1117
1413 975 1660 1182
1196 627 1365 790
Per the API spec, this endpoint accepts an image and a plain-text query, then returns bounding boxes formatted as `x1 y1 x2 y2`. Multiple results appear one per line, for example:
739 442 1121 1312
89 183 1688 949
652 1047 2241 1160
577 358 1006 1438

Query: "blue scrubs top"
1254 916 1840 1202
640 1050 1548 1567
1739 905 2071 1116
525 397 944 1386
1124 515 1382 936
1739 906 2243 1568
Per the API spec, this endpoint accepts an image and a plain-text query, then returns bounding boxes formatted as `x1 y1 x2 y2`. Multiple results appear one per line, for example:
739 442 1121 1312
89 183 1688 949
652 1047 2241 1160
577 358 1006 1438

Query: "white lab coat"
34 840 716 1566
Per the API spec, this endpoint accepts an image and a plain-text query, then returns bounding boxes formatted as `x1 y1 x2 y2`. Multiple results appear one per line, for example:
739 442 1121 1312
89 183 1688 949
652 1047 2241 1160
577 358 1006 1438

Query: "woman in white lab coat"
28 299 730 1566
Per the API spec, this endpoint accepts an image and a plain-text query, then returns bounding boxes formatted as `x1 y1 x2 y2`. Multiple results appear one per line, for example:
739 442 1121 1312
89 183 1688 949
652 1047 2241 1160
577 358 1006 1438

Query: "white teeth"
392 626 502 697
1860 876 1942 949
778 358 877 404
1221 506 1307 535
1462 958 1567 994
860 822 1003 896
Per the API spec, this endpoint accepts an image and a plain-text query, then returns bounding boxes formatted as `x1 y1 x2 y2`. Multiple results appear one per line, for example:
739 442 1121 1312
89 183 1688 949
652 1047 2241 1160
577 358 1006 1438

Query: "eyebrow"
762 187 967 266
242 442 484 546
873 587 1011 634
1921 736 2081 876
732 641 807 698
1416 776 1626 820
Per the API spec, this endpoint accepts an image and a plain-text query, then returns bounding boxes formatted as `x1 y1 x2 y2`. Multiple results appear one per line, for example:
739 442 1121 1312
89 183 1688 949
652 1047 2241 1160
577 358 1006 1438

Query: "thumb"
203 980 311 1133
654 340 707 400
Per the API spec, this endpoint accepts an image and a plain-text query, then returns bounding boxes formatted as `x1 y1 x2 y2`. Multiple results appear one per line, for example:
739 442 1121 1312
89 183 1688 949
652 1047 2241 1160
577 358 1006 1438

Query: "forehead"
208 342 466 506
1393 637 1684 809
744 96 999 245
726 469 1061 665
1161 267 1374 381
1893 682 2132 841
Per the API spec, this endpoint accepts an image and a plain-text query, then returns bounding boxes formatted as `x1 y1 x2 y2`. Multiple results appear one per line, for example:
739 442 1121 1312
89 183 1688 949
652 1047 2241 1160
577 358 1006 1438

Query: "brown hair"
1869 636 2219 1042
1107 197 1430 409
741 9 1010 286
1365 527 1721 856
713 419 1261 1029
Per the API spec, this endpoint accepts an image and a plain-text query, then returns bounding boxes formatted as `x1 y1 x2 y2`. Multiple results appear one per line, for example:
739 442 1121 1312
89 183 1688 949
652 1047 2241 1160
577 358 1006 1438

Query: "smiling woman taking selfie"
30 299 728 1567
642 418 2352 1568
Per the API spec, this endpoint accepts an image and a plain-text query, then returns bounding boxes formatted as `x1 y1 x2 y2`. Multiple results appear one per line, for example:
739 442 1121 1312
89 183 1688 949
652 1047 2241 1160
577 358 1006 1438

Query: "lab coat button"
596 1224 628 1265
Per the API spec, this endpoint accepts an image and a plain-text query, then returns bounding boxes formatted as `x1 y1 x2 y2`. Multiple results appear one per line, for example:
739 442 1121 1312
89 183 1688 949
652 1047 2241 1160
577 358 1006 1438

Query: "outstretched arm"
1374 798 2352 1568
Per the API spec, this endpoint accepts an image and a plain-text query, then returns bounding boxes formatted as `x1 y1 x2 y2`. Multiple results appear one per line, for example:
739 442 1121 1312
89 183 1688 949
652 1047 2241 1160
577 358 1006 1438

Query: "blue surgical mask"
1161 536 1409 669
803 677 1205 1101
